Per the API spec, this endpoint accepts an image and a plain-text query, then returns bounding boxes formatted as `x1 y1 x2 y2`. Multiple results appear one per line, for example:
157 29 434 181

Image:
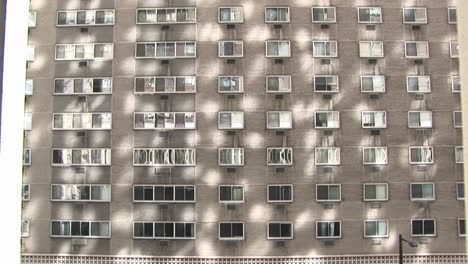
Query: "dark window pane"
154 186 164 200
283 186 291 200
233 223 243 237
155 223 165 237
220 186 231 201
175 223 185 237
144 187 153 201
71 222 81 236
317 186 329 200
164 186 174 201
134 186 144 200
269 223 280 237
174 186 185 201
269 186 280 200
144 223 153 237
412 185 422 198
80 186 90 200
51 221 61 235
281 224 291 237
412 221 423 235
80 222 90 236
134 223 144 237
165 223 174 237
424 220 435 235
185 187 195 201
220 223 231 238
185 223 194 237
460 220 466 235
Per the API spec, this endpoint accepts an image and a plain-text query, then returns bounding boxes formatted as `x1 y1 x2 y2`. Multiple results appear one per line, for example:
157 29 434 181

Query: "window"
29 11 36 27
22 220 29 237
267 222 293 239
52 184 111 202
25 79 33 96
363 147 387 165
134 112 195 130
363 183 388 201
22 184 30 201
359 41 384 58
459 219 466 237
23 148 31 166
358 7 382 23
267 147 293 166
312 7 336 23
53 113 112 130
135 42 196 59
314 75 339 93
265 7 289 23
267 185 293 203
454 111 462 128
133 222 195 239
266 75 291 93
24 113 32 130
219 222 244 240
266 40 291 57
218 41 243 57
27 46 35 62
450 42 460 58
457 182 465 200
456 146 464 164
54 78 112 95
361 76 385 93
448 8 457 24
57 10 115 26
52 148 111 166
409 146 434 164
452 76 461 93
316 184 341 202
407 76 431 93
313 41 338 58
136 8 196 24
55 43 113 60
315 147 340 166
219 185 244 204
316 221 341 238
362 111 387 129
411 219 436 237
219 148 244 166
315 111 340 129
364 220 388 238
218 111 244 129
135 76 195 94
51 220 111 238
133 185 195 203
267 111 292 129
133 148 195 166
405 41 429 58
403 8 427 24
219 7 243 23
410 183 435 201
408 111 432 128
219 76 243 93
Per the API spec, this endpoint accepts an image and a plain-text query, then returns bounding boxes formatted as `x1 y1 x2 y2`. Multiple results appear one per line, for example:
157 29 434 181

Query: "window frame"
218 40 244 58
55 43 113 61
455 146 464 164
265 40 291 58
218 7 244 24
359 41 384 58
410 182 435 201
314 75 339 93
363 220 389 238
450 41 460 58
133 148 196 167
314 111 340 129
57 9 115 26
25 79 34 96
363 183 389 202
311 7 336 24
402 8 428 24
406 76 431 93
218 76 244 93
133 112 196 130
360 75 386 93
315 147 340 166
52 148 112 167
22 184 30 201
51 184 112 202
266 75 292 93
459 219 466 237
313 40 338 58
357 7 383 24
135 41 196 59
133 185 196 203
219 222 245 240
133 221 196 240
218 111 244 130
457 182 465 201
267 221 293 240
409 146 434 165
23 148 31 166
218 148 245 166
362 147 388 165
218 185 244 204
411 219 436 237
361 111 387 129
50 220 111 238
452 75 461 93
316 184 341 202
454 111 463 128
53 112 112 130
135 7 196 24
316 221 342 239
448 7 457 24
266 111 293 129
404 41 429 59
29 11 36 28
26 45 35 62
134 76 195 94
54 77 113 95
265 7 290 24
408 111 433 129
267 184 293 203
267 147 293 166
21 220 30 237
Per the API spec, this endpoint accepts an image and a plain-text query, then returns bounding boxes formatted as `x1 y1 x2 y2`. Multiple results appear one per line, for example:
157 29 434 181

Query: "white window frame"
57 9 115 26
133 221 195 240
265 40 291 58
459 219 466 237
135 7 196 24
218 7 244 23
364 220 389 238
454 111 462 128
51 184 112 202
450 41 460 58
313 41 338 58
265 7 290 24
218 148 244 166
267 184 293 203
218 76 244 93
411 219 436 237
218 185 244 204
410 182 435 201
311 7 336 24
22 220 30 237
267 221 293 240
406 76 431 93
267 147 293 166
134 76 195 94
457 182 465 200
408 111 433 128
363 183 389 202
219 222 244 240
314 75 339 93
362 147 388 165
314 111 340 129
23 148 31 166
361 111 387 129
133 148 196 167
133 185 196 203
218 111 244 130
50 220 111 238
403 8 427 24
22 184 30 201
316 221 341 239
360 75 386 93
359 41 384 58
218 41 244 58
452 75 461 93
267 111 292 129
448 8 457 24
29 11 36 28
316 184 341 202
358 7 382 24
25 79 33 96
409 146 434 165
135 41 196 59
455 146 464 164
404 41 429 59
55 43 113 61
54 77 113 95
133 112 196 130
26 45 35 62
52 148 112 167
315 147 340 166
266 75 291 93
53 113 112 130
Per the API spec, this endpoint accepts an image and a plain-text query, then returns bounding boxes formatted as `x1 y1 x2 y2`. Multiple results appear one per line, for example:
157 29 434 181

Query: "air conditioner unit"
416 129 427 136
370 202 381 209
413 59 423 65
273 24 283 29
275 131 285 136
366 25 376 31
80 27 89 33
78 61 88 67
323 203 334 210
71 238 87 246
368 59 377 64
322 166 334 173
159 240 170 246
226 130 236 136
370 129 380 136
160 60 170 65
321 59 331 65
369 94 379 100
154 167 172 175
275 167 285 173
274 203 286 210
275 240 286 247
226 167 237 173
226 204 237 210
322 94 332 100
320 24 329 29
275 59 284 64
226 24 236 30
75 167 86 175
323 130 333 136
371 239 382 245
414 94 425 100
160 95 169 100
161 25 170 30
226 59 236 64
411 25 421 31
323 240 335 246
416 165 428 172
226 94 236 100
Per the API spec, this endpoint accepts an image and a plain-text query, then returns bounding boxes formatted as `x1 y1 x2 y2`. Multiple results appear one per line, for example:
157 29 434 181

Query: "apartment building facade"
21 0 467 263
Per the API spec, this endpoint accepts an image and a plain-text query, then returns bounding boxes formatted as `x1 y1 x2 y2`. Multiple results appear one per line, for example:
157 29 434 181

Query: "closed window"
219 185 244 203
22 220 29 237
219 7 243 23
316 221 341 238
456 146 464 164
26 46 35 62
267 148 293 166
363 147 387 165
405 41 429 58
133 148 195 166
450 41 460 58
134 112 195 130
364 220 388 238
267 222 293 239
312 7 336 23
136 8 196 24
411 219 436 237
54 78 112 95
358 7 382 23
315 111 340 129
52 148 111 166
219 222 244 240
57 10 115 26
452 76 461 93
362 111 387 128
408 111 432 128
313 41 338 57
53 113 112 130
135 76 195 94
359 41 384 58
457 182 465 200
52 184 111 202
25 79 34 95
407 76 431 93
219 41 243 57
314 75 339 93
454 111 462 128
219 76 243 93
51 220 110 238
219 148 244 166
266 40 291 57
409 146 434 164
361 76 385 93
411 183 435 201
29 11 36 27
316 184 341 202
266 75 291 93
363 183 388 201
267 111 292 129
133 222 195 239
55 43 113 60
22 184 30 201
23 148 31 166
268 185 293 203
218 111 244 129
459 219 466 237
133 185 195 203
265 7 289 23
315 147 340 166
135 42 196 59
448 8 457 24
23 112 32 130
403 8 427 24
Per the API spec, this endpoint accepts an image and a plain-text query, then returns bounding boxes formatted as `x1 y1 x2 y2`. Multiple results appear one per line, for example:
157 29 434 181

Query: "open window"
218 111 244 129
134 112 195 130
363 147 387 165
315 147 340 165
316 184 341 202
267 222 293 239
406 76 431 93
219 7 243 23
411 219 436 237
136 8 196 24
218 76 243 93
55 78 112 95
133 148 195 166
359 41 384 58
218 148 244 166
316 221 341 239
267 148 293 166
409 146 434 164
133 185 195 203
218 41 243 57
405 41 429 58
135 76 195 94
313 41 338 58
53 113 112 130
57 9 115 26
266 40 291 57
364 220 388 238
52 184 111 202
265 7 290 23
267 184 293 203
219 185 244 204
52 148 112 166
314 75 339 93
266 75 291 93
362 111 387 129
410 182 435 201
312 7 336 23
361 75 385 93
363 183 388 201
267 111 292 129
315 111 340 129
219 222 244 240
403 8 427 24
358 7 382 23
408 111 432 128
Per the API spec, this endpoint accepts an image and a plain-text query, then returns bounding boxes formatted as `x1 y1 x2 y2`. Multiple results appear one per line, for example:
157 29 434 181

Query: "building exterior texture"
22 0 467 263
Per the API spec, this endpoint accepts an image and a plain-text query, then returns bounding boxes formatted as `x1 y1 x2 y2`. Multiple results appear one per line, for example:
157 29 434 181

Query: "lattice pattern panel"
21 254 468 264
